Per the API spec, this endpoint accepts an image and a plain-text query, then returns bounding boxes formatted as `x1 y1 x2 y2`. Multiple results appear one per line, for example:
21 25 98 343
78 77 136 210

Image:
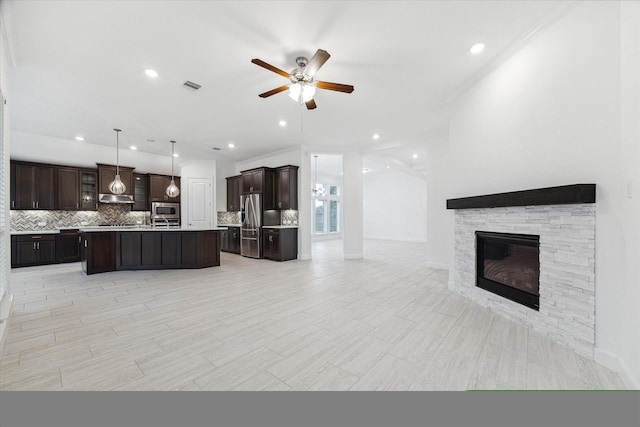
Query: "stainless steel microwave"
151 202 180 223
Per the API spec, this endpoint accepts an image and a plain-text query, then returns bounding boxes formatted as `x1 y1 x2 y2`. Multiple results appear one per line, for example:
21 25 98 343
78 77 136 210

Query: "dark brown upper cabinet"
97 163 134 196
226 175 242 211
148 174 181 202
275 165 298 210
241 167 275 210
57 167 98 211
11 161 55 210
132 173 148 211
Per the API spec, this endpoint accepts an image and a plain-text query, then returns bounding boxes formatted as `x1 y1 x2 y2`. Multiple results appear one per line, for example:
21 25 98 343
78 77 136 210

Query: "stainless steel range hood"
98 193 135 204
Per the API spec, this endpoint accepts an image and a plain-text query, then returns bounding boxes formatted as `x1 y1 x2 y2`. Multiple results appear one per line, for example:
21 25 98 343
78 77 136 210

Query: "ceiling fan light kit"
252 49 354 110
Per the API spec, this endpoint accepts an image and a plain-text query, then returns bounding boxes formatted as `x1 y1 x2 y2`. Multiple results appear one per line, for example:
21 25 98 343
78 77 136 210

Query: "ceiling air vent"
211 147 221 151
183 80 202 90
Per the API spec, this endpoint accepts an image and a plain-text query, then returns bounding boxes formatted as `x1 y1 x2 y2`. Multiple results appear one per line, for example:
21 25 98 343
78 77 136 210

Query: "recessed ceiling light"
362 168 369 174
173 153 179 158
228 143 235 148
372 134 380 140
386 166 390 169
279 120 287 127
146 138 156 143
470 43 485 54
75 136 84 141
130 146 137 150
145 69 159 78
412 154 418 159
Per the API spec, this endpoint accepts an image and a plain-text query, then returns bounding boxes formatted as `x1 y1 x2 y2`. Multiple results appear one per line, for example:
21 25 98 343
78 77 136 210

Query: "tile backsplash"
217 211 241 225
10 204 148 231
216 210 298 226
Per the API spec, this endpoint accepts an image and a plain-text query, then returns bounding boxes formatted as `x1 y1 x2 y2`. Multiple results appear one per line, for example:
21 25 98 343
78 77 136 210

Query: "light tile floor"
0 239 627 390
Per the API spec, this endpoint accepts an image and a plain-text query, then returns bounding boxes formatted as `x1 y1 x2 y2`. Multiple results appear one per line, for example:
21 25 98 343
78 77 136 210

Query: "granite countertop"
79 226 227 233
218 223 242 227
10 230 61 235
262 225 299 229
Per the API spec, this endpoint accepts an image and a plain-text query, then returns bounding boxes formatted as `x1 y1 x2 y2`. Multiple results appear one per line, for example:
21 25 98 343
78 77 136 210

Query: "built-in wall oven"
151 202 180 226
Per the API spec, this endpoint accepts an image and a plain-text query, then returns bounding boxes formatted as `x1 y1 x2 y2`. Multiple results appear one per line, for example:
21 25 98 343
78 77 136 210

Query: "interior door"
187 178 211 228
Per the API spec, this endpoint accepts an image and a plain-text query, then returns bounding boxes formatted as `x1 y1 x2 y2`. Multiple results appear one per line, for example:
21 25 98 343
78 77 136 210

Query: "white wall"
435 1 638 386
11 131 176 174
424 130 452 270
363 171 427 242
0 0 13 343
619 0 640 388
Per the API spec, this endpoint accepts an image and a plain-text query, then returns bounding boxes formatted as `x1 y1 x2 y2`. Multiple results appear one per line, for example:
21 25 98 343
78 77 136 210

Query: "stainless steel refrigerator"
240 193 261 258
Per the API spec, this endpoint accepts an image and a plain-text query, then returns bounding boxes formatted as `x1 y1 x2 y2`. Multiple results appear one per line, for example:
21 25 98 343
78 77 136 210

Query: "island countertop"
79 226 228 233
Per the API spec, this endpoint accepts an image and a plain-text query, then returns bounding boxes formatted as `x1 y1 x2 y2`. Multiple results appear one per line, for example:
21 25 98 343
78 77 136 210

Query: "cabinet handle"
32 201 35 208
84 240 88 248
33 242 36 250
37 242 40 250
36 201 39 208
31 236 41 239
269 236 273 242
76 202 79 209
78 236 81 243
11 200 15 209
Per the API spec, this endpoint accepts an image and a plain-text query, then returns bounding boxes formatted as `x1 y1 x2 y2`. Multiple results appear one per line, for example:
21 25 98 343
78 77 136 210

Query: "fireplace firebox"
476 231 540 310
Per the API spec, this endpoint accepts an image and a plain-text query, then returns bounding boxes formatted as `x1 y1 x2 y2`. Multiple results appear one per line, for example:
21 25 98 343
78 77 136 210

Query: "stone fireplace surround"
447 185 596 358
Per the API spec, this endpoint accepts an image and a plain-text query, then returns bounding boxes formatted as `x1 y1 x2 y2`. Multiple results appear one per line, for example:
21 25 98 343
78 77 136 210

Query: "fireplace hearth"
476 231 540 310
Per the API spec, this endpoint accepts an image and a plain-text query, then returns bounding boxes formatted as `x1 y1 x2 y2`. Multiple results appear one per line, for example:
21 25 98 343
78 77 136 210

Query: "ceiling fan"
251 49 354 110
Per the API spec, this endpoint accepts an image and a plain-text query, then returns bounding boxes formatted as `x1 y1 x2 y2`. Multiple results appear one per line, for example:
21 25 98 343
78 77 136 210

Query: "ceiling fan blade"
251 58 291 78
258 85 289 98
305 49 330 77
316 81 354 94
305 99 317 110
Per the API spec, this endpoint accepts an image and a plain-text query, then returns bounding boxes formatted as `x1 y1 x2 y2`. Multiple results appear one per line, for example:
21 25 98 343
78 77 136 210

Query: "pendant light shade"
166 140 180 198
108 128 126 195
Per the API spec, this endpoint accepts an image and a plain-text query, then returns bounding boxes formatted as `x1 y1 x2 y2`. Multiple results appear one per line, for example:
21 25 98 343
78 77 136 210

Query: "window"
313 183 341 235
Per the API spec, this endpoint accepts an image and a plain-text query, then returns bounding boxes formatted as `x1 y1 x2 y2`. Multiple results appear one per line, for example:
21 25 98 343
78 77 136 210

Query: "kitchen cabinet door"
98 164 134 196
13 163 55 210
80 170 98 210
58 167 80 210
241 169 264 194
226 176 242 211
149 174 181 202
119 232 142 267
276 166 298 210
57 231 81 263
13 234 57 267
132 173 148 211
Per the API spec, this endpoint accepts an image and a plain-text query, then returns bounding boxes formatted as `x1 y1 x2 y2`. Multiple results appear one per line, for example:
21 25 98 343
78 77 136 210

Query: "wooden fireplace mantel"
446 184 596 210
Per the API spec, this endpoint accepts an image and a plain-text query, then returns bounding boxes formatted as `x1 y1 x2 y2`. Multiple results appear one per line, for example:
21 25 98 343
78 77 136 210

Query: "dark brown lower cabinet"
262 228 298 261
81 232 116 275
84 230 221 275
221 226 241 254
11 234 57 267
57 230 81 263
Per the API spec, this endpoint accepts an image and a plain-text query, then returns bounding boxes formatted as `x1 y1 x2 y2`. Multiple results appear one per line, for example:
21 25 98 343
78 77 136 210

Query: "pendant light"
311 154 322 196
165 140 180 198
108 128 126 195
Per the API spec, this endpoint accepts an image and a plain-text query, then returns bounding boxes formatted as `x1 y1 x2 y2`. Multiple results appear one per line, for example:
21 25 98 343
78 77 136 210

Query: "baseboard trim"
425 261 449 270
0 293 15 356
343 253 363 260
594 347 640 390
298 254 312 261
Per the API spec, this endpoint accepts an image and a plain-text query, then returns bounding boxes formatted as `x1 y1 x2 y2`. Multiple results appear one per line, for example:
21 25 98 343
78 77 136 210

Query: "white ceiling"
5 0 567 176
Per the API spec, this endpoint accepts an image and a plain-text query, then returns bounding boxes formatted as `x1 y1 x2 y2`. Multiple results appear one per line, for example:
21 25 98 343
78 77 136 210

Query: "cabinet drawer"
15 234 56 242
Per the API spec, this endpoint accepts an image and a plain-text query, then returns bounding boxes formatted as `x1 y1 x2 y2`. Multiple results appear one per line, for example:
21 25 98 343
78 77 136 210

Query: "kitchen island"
80 227 226 275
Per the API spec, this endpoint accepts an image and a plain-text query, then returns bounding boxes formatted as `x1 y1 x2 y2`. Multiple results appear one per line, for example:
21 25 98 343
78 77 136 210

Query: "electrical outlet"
37 222 46 227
